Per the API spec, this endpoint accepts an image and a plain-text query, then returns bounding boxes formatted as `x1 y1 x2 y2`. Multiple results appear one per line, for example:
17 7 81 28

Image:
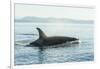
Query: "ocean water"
14 22 94 65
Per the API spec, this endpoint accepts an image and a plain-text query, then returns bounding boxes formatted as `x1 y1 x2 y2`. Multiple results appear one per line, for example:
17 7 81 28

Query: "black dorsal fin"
36 27 47 39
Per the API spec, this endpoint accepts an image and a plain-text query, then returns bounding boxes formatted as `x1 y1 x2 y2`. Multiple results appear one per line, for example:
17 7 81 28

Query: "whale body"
28 28 79 46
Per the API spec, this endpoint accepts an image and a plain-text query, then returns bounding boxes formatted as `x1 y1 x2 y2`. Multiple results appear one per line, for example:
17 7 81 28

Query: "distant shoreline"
15 16 94 23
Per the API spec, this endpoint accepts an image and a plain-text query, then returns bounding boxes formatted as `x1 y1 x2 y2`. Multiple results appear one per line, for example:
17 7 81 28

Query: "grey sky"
15 4 95 20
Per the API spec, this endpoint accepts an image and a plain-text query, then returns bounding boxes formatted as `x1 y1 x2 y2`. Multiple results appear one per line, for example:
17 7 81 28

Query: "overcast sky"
15 4 95 20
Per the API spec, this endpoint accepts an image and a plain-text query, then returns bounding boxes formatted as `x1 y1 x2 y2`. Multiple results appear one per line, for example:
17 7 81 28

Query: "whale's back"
42 36 78 46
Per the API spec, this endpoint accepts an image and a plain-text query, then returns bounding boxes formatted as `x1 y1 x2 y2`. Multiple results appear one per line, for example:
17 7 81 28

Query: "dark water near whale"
14 22 94 65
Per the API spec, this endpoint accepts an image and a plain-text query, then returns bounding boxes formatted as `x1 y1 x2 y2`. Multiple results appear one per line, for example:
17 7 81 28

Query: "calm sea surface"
14 22 94 65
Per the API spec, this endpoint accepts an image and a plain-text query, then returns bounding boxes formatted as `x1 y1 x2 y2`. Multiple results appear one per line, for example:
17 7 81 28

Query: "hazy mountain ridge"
15 16 94 23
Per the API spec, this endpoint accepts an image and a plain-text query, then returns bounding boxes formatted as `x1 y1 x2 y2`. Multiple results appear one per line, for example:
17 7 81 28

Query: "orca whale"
28 28 79 46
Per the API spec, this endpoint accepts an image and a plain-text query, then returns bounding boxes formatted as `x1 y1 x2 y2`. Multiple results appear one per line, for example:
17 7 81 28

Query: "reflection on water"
14 22 94 65
38 47 44 64
37 43 80 64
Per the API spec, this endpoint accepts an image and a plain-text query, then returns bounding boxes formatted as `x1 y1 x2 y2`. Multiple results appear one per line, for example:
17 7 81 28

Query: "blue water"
14 22 94 65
